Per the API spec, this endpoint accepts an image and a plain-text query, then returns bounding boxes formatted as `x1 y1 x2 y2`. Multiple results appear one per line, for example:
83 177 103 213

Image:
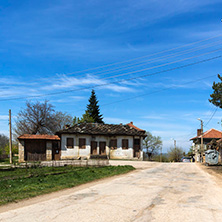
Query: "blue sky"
0 0 222 152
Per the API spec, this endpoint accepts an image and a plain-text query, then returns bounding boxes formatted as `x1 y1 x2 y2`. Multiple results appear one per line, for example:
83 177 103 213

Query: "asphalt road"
1 162 222 222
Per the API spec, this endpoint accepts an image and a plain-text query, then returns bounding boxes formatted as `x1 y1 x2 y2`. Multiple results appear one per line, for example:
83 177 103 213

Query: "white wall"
60 134 143 160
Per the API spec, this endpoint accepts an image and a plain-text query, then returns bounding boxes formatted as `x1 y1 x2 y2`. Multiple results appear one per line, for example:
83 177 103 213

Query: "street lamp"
171 138 176 150
197 118 204 162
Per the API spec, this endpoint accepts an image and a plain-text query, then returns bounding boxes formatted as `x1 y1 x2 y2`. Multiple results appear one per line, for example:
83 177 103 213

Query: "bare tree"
51 111 73 132
14 100 73 136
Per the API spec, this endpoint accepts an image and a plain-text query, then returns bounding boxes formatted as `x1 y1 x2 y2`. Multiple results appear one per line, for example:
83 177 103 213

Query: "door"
25 140 46 161
134 139 140 158
99 142 106 155
91 141 97 155
52 141 61 160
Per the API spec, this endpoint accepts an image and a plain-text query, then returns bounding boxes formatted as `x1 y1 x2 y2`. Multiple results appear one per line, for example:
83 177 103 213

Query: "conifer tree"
86 90 104 123
209 74 222 108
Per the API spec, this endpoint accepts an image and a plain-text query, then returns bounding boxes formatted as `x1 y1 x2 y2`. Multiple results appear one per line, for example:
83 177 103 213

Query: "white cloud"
42 74 134 93
104 117 130 124
0 115 8 120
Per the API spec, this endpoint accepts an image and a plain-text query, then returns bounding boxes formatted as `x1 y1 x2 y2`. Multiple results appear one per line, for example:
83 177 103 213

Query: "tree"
15 100 73 136
0 134 9 155
86 90 104 123
209 74 222 108
51 111 73 132
167 147 184 162
73 111 94 124
143 131 162 160
79 111 94 123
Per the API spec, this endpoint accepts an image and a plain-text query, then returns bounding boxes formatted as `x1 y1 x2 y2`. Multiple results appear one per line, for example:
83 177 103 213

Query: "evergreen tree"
209 74 222 108
86 90 104 123
73 111 94 124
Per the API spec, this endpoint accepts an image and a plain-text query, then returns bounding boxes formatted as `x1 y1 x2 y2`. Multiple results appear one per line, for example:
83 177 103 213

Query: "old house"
190 128 222 162
207 138 222 162
56 122 146 160
18 134 60 162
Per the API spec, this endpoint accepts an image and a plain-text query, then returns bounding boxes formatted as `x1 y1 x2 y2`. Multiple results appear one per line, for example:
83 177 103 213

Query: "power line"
0 55 221 102
0 73 218 122
61 39 222 78
56 34 222 76
1 37 221 90
204 107 218 127
100 48 222 80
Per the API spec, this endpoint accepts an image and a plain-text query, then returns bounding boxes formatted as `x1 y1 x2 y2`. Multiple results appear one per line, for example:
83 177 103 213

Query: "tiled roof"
126 122 144 131
190 128 222 140
56 123 146 137
18 134 60 140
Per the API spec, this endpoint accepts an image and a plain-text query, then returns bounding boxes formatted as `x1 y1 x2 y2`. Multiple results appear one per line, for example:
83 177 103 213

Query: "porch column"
46 141 52 161
18 140 25 162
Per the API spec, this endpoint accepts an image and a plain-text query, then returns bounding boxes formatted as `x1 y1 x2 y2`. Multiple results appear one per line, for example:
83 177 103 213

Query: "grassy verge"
0 165 134 205
0 156 18 165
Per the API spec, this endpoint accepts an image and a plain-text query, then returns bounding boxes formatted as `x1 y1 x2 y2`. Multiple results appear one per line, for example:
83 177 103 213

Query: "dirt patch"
198 163 222 187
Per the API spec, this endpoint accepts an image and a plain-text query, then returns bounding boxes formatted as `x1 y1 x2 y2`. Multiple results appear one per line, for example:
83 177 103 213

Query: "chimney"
197 129 202 136
65 124 70 129
130 121 133 125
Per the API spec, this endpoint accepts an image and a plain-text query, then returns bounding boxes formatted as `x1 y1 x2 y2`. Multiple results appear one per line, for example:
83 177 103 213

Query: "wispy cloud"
0 115 8 120
42 74 134 93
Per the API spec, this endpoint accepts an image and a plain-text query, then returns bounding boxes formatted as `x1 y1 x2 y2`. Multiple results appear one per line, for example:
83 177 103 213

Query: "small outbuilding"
18 134 60 162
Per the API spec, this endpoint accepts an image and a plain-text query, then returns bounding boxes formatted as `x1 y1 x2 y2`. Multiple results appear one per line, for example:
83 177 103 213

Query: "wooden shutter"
79 138 86 149
122 139 128 149
67 138 74 148
110 139 117 149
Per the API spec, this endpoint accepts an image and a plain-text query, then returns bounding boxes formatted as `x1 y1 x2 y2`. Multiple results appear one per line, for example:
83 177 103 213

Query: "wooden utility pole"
200 120 204 163
174 139 176 150
160 146 162 162
9 109 13 164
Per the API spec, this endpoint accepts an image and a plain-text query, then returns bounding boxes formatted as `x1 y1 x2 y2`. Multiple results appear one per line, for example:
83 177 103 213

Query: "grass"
0 156 18 165
0 165 134 205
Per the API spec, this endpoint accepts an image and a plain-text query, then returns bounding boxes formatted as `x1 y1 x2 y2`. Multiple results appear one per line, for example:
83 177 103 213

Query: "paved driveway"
1 162 222 222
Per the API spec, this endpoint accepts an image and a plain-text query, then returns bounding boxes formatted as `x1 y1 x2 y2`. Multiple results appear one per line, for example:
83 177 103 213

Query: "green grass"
0 165 134 205
0 156 18 165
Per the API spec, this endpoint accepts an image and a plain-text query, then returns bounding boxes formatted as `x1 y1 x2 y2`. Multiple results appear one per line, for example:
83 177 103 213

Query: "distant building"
190 128 222 162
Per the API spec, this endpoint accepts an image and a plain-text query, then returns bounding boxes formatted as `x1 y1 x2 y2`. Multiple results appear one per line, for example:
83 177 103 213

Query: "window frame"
66 137 74 149
110 139 117 150
79 138 86 149
122 139 129 150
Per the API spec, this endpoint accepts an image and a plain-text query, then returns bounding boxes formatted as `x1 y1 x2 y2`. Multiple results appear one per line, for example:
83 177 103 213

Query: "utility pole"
9 109 13 164
198 118 204 162
174 139 176 150
200 120 204 163
160 146 162 162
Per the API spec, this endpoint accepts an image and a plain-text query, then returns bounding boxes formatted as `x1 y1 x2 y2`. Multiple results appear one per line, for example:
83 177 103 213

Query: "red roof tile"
18 134 60 140
190 128 222 140
126 122 145 132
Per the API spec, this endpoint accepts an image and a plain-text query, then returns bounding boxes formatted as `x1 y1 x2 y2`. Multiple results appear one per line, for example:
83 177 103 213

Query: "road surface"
1 162 222 222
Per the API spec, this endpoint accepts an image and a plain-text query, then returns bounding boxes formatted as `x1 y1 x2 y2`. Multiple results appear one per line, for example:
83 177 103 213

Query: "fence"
19 159 109 168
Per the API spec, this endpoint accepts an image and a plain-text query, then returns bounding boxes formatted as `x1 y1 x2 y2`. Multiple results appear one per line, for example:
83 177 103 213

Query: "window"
66 138 74 148
79 138 86 149
110 139 117 149
122 139 128 149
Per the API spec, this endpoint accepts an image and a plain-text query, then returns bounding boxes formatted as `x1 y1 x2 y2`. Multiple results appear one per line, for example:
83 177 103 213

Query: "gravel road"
1 162 222 222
